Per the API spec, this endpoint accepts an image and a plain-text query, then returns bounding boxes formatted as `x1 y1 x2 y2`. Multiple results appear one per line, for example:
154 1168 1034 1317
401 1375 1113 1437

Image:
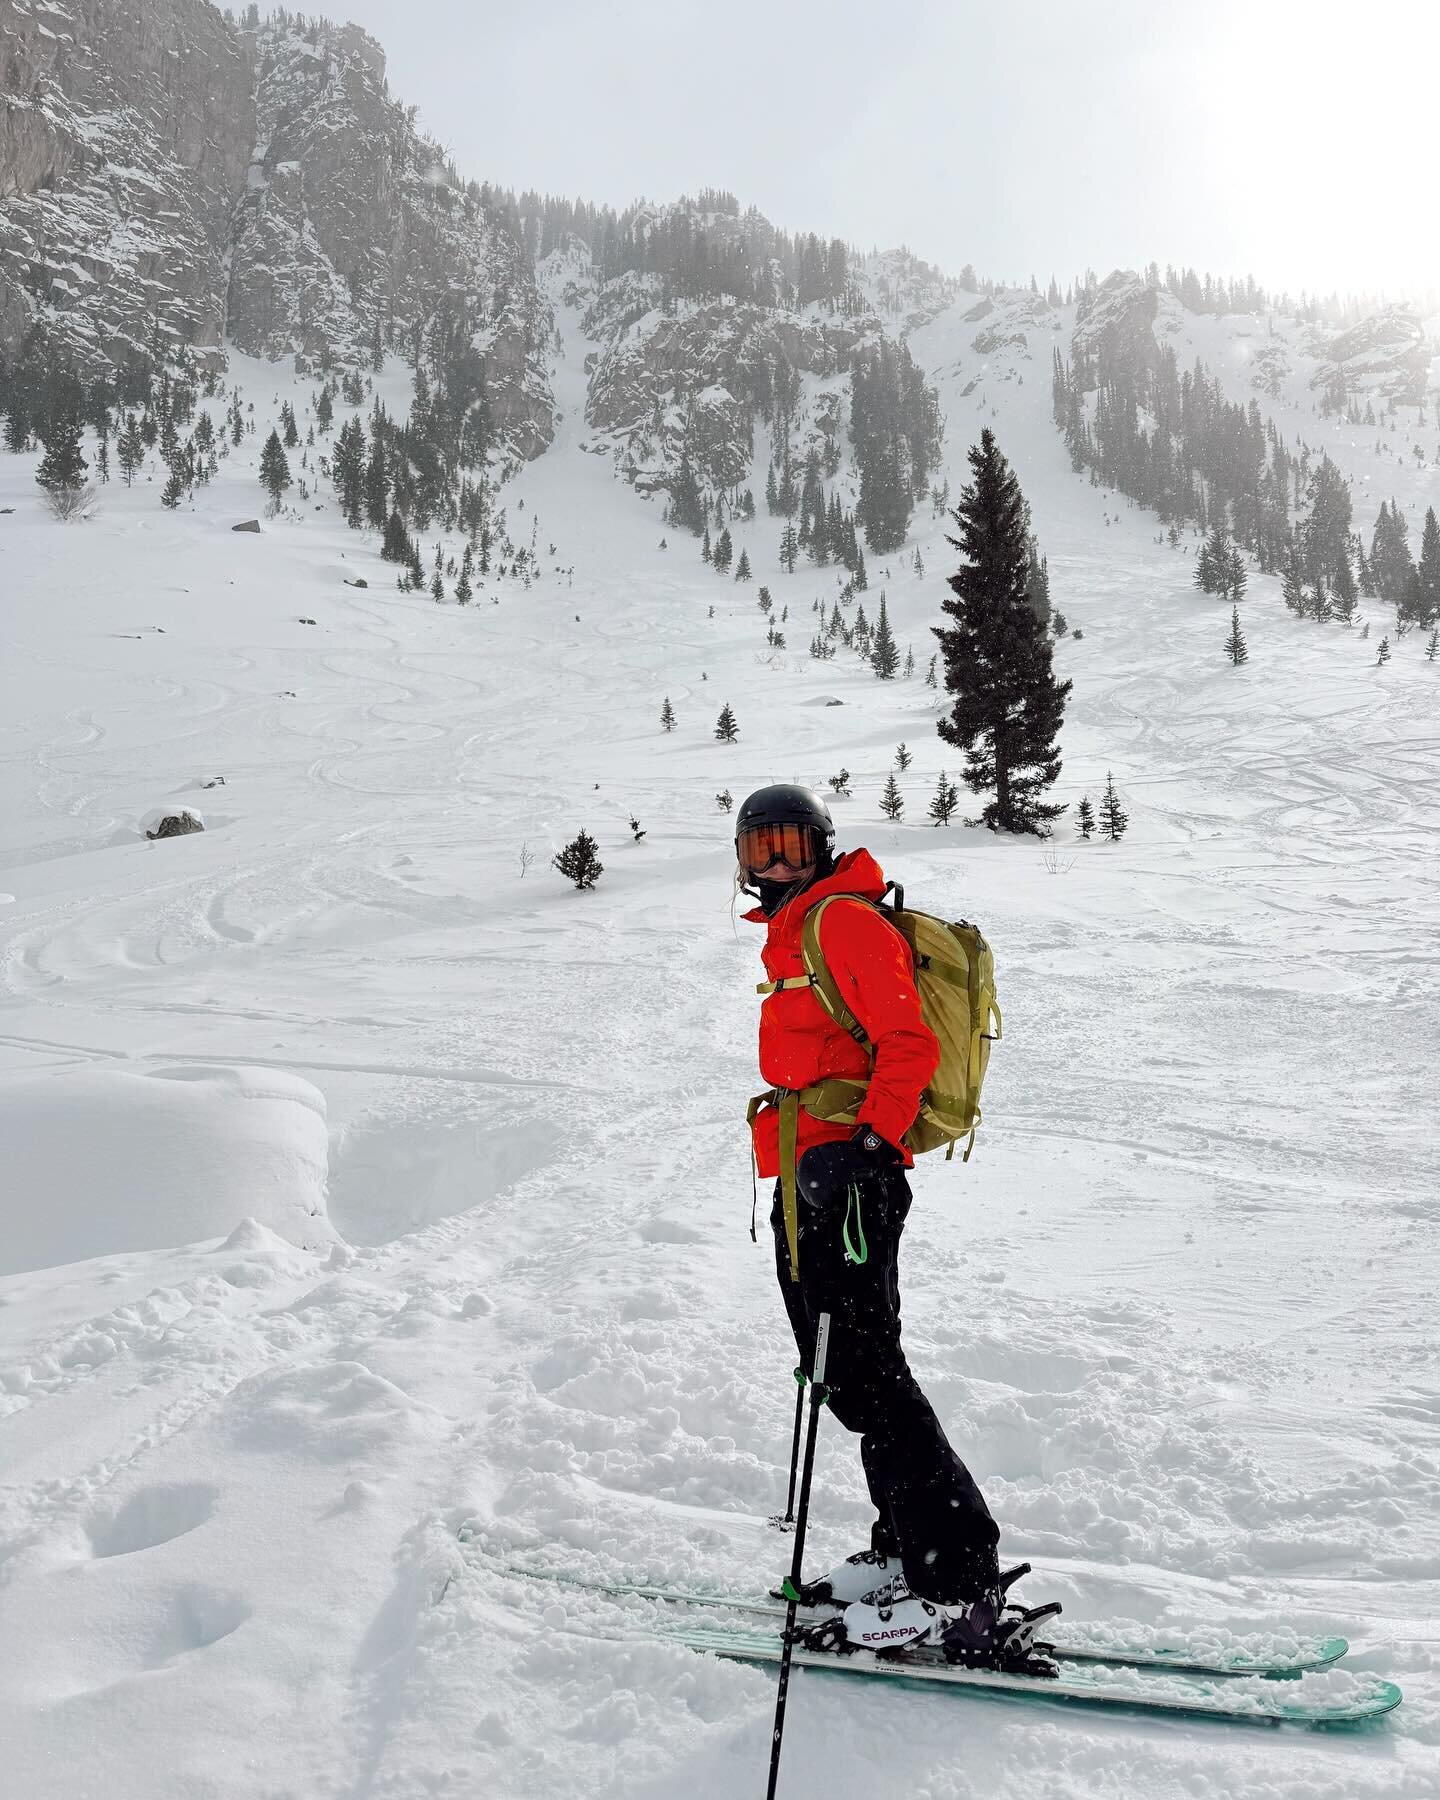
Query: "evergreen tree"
934 430 1071 834
455 561 472 604
553 829 603 890
828 768 851 796
1332 547 1358 623
431 567 445 602
160 466 186 510
117 413 144 485
1281 557 1306 616
879 772 904 819
714 702 739 742
332 416 366 527
660 696 675 731
259 430 292 511
734 547 752 581
779 524 799 573
281 401 299 448
1227 546 1247 601
925 653 937 688
716 788 733 812
870 590 900 678
757 585 773 613
1376 635 1391 665
1076 795 1096 840
895 742 912 771
1416 506 1440 625
701 523 712 563
713 526 733 573
928 770 959 825
1226 604 1248 666
315 388 334 434
381 507 413 564
1098 771 1128 841
35 415 90 517
1425 625 1438 662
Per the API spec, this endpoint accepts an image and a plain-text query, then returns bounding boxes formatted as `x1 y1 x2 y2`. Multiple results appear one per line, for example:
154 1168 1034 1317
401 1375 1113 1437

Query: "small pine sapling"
895 742 912 771
1226 604 1248 666
716 789 733 812
1426 625 1438 661
928 771 959 825
629 816 646 842
660 697 676 731
715 703 739 742
1376 635 1390 665
1099 772 1128 841
879 773 904 820
828 768 851 796
1076 796 1095 839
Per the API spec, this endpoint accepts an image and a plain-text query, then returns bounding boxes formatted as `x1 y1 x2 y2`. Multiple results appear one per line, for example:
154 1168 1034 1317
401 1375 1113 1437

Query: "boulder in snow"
144 807 205 840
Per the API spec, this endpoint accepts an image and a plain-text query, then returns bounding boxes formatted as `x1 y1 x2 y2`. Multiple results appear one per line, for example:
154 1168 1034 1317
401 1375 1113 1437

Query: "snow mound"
0 1063 334 1275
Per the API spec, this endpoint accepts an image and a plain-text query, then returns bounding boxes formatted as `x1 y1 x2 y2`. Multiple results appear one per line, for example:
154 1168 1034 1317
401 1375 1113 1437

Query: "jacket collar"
742 847 888 928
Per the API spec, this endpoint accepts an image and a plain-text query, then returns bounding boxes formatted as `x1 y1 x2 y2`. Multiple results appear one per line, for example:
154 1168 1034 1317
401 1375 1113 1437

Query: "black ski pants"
772 1154 999 1604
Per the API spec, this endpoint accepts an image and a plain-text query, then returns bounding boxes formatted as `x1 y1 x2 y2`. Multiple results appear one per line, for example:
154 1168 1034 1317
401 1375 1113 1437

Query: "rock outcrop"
1072 270 1160 373
0 0 252 364
1309 305 1428 407
0 3 554 464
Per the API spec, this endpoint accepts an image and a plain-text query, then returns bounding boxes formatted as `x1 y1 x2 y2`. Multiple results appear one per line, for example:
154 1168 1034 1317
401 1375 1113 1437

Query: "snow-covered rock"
1308 303 1428 405
1072 269 1160 371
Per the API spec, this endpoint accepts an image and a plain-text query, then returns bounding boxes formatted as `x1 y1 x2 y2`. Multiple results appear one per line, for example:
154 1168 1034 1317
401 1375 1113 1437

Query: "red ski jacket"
746 849 939 1177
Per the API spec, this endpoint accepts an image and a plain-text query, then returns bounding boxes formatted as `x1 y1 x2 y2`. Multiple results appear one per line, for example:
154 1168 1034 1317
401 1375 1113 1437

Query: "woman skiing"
737 782 1034 1662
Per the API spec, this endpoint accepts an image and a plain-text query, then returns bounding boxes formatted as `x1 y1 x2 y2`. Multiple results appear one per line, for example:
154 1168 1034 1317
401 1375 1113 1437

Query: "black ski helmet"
735 783 836 884
736 782 835 842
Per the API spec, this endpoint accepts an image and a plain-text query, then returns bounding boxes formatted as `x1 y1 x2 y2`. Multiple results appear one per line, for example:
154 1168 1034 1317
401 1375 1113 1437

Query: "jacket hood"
742 847 888 926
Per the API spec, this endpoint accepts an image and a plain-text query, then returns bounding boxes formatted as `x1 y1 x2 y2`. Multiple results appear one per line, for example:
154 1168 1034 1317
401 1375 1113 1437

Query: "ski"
486 1559 1351 1679
664 1622 1403 1727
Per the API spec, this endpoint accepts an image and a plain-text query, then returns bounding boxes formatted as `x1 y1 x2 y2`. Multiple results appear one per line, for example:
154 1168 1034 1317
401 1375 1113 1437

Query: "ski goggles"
737 821 820 876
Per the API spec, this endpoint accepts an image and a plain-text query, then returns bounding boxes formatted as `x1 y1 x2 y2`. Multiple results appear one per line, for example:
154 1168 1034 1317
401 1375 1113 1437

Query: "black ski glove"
796 1128 903 1210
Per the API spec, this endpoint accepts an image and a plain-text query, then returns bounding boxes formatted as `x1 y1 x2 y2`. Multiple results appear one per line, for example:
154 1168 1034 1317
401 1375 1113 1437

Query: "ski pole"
765 1311 831 1800
781 1366 805 1526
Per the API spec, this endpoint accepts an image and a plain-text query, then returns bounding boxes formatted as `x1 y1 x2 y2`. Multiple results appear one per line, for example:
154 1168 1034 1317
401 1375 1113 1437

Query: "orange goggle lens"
738 821 817 875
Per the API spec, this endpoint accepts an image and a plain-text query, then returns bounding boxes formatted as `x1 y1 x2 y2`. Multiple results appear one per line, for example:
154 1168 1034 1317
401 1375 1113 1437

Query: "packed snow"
1 276 1438 1799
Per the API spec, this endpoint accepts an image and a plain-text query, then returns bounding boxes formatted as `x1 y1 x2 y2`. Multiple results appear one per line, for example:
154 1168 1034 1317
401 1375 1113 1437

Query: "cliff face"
229 21 553 461
0 0 252 363
0 3 553 463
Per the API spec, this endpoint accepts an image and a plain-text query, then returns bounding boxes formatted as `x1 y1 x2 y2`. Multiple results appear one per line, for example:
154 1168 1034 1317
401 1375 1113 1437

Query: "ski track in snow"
0 280 1437 1800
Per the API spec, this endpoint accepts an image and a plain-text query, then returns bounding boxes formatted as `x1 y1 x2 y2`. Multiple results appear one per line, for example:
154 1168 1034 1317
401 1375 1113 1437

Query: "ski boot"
789 1545 899 1609
800 1562 1061 1676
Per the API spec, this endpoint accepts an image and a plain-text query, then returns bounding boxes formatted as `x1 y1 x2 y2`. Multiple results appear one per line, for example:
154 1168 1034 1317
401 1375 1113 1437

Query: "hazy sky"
330 0 1439 301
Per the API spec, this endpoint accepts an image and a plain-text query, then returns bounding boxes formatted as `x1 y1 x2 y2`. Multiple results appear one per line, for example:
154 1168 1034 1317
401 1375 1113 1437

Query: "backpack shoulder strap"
800 894 880 1049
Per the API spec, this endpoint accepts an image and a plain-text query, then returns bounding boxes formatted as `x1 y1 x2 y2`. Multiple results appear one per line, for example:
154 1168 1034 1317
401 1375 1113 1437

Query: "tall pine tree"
934 430 1071 834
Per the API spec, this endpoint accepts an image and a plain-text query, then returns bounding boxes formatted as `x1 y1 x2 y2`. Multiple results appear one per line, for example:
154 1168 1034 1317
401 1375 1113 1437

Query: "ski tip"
1316 1635 1350 1667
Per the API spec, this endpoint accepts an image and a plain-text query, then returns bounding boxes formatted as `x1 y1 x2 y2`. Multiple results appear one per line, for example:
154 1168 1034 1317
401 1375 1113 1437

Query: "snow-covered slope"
0 267 1438 1800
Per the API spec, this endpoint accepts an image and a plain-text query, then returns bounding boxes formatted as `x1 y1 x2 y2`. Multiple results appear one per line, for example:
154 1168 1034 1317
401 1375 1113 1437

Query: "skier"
737 784 1033 1663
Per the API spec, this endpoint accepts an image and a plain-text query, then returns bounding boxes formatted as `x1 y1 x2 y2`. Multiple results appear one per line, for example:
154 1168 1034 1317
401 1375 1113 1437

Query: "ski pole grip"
812 1312 831 1387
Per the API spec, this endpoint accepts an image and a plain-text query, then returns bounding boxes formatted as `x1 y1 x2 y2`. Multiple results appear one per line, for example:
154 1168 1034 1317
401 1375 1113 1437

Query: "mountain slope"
0 260 1437 1799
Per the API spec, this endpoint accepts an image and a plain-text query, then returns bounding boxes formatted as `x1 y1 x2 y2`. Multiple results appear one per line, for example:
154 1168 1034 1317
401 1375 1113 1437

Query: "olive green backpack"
750 882 1002 1279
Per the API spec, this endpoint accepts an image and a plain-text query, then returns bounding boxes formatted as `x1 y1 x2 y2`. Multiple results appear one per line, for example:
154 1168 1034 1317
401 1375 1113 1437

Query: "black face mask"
752 853 831 916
